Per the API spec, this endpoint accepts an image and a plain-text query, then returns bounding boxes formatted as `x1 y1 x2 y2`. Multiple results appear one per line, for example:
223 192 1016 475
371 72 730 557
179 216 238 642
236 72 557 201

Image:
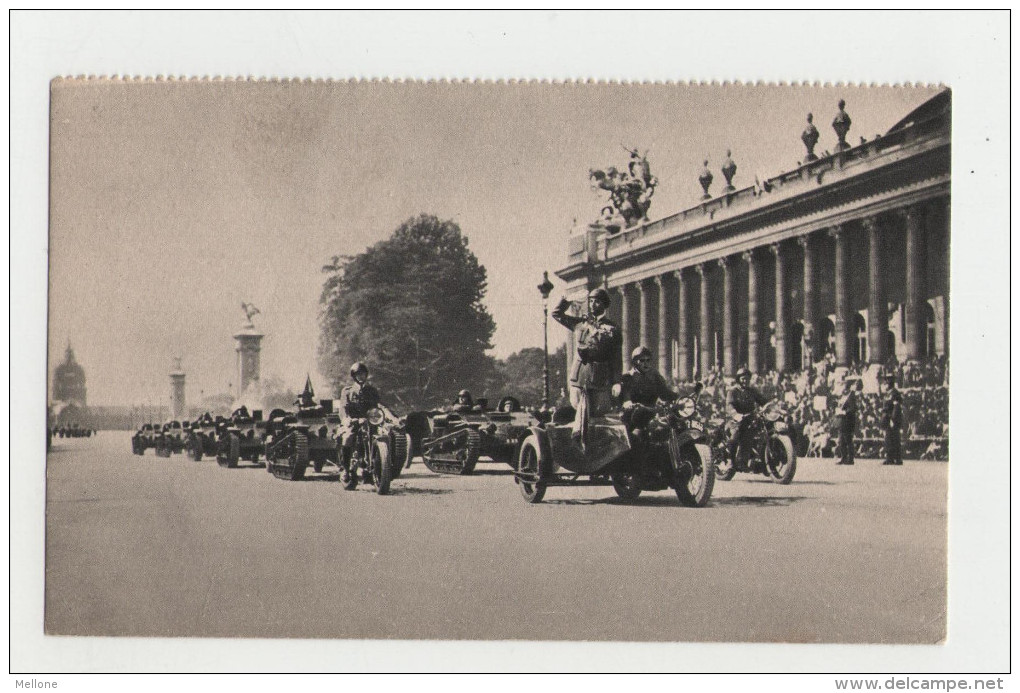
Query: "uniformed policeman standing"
835 376 861 465
551 288 622 448
881 373 904 465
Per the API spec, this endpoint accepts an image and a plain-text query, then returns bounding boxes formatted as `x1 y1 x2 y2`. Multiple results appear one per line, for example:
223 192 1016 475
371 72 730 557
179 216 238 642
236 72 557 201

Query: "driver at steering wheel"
726 366 769 462
338 362 381 468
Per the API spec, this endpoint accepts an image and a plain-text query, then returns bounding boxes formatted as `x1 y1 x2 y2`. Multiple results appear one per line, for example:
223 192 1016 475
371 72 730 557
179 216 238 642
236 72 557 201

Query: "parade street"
45 432 946 644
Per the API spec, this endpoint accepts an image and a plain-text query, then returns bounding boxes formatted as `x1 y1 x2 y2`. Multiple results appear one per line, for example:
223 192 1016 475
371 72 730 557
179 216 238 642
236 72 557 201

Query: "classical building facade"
556 91 950 381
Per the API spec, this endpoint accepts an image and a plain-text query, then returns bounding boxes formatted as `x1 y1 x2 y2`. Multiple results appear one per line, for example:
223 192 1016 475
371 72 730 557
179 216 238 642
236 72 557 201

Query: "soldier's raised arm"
551 296 582 330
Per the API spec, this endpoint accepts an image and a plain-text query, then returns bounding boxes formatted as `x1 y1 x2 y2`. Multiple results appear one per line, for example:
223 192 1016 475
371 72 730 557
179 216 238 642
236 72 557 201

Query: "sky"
48 80 939 406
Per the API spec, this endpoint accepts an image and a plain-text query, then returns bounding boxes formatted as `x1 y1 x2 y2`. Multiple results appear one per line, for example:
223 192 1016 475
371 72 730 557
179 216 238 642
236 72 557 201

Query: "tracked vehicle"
216 408 267 468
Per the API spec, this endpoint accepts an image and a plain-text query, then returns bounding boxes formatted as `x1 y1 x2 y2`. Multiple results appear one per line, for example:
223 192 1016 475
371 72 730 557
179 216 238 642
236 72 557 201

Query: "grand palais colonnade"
556 90 951 381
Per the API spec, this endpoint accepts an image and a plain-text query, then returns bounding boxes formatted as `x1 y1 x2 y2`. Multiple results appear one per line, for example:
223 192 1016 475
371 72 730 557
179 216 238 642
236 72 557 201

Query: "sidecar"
513 400 713 506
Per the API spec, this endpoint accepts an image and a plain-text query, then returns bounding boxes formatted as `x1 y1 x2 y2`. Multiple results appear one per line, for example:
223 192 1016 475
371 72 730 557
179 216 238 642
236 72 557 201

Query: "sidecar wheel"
516 436 547 504
675 443 715 508
766 435 796 485
611 472 642 500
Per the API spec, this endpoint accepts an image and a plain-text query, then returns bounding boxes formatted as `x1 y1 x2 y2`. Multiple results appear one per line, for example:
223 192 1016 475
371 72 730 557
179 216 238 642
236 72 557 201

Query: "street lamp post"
538 271 555 410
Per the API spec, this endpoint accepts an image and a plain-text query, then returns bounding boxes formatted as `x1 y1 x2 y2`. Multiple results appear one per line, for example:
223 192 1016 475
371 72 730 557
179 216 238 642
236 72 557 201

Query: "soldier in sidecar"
513 346 713 506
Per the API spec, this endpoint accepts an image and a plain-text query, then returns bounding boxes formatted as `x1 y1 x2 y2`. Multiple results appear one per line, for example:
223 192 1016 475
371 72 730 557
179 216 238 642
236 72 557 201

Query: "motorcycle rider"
551 288 622 449
338 362 381 480
726 366 769 465
617 345 678 435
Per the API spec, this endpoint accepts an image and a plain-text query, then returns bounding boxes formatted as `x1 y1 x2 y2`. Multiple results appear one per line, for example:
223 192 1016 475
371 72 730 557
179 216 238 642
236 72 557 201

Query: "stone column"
799 233 818 365
654 275 671 377
865 216 887 364
771 243 789 373
619 283 632 366
719 256 736 375
744 250 761 373
696 263 713 378
638 279 651 356
828 225 851 366
903 205 925 361
674 269 691 381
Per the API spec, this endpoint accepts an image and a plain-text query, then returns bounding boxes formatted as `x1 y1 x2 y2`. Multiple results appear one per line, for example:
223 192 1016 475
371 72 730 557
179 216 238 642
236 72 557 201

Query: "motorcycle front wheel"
766 435 796 485
372 439 392 495
675 443 715 507
611 471 642 500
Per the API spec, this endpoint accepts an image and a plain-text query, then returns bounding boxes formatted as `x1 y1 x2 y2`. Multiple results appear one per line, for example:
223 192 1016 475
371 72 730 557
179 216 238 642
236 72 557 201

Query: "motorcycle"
711 402 797 484
514 395 714 506
339 406 399 495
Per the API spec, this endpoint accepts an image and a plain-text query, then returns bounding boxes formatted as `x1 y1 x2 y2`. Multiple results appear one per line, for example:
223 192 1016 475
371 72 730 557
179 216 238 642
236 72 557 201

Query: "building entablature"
556 108 949 294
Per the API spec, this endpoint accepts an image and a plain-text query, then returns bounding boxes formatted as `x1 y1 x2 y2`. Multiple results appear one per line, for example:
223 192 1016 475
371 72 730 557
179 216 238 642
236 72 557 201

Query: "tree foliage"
486 345 568 408
318 214 496 410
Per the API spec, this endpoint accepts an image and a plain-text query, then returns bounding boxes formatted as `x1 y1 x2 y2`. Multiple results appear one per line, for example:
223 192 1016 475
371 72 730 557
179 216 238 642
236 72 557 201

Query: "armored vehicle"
185 414 220 461
417 396 544 475
264 400 343 481
154 420 186 457
216 408 267 468
131 423 158 455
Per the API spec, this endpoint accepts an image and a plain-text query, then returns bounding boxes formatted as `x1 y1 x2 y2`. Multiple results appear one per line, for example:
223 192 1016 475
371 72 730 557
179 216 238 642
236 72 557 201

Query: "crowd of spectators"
680 354 948 461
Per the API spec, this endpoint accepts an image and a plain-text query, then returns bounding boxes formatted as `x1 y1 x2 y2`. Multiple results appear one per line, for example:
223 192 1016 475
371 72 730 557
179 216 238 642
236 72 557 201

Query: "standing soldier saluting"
881 373 903 465
552 288 621 449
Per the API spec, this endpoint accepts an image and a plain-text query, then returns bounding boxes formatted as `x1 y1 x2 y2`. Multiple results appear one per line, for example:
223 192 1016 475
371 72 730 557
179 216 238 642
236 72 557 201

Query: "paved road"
45 432 946 643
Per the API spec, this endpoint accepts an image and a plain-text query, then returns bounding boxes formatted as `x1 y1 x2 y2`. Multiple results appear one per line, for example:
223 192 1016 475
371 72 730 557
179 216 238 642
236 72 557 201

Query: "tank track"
422 428 481 475
267 432 309 481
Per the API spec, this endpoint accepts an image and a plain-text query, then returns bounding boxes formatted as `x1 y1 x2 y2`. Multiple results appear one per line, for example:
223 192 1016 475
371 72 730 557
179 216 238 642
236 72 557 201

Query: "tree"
486 345 568 408
318 214 496 410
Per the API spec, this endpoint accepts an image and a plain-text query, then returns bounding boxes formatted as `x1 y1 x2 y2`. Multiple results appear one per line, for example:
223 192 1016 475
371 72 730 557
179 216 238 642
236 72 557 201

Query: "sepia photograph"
12 10 1010 678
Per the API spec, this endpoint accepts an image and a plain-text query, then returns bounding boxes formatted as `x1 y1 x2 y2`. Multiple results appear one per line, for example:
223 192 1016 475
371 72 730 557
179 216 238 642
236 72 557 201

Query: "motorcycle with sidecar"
513 395 714 506
710 402 797 484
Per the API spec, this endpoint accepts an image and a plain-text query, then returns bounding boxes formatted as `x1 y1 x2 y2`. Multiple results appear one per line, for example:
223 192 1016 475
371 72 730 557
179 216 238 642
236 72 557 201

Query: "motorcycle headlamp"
675 397 696 419
367 408 385 426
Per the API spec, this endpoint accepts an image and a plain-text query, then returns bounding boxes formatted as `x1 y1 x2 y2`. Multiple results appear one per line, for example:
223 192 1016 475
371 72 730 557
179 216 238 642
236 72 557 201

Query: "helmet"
588 288 611 306
458 389 471 398
735 366 751 380
350 361 368 377
630 345 652 362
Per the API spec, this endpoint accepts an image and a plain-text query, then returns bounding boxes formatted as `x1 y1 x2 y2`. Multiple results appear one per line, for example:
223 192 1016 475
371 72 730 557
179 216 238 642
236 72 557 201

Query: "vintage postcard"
13 10 1010 677
45 78 949 641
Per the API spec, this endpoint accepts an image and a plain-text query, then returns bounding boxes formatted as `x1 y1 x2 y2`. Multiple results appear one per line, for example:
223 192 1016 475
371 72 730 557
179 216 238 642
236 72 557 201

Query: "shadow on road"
388 487 453 496
542 495 683 508
710 495 806 508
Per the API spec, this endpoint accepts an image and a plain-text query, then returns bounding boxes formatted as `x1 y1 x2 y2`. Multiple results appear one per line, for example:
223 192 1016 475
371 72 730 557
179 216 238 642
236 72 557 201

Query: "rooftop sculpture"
589 147 658 233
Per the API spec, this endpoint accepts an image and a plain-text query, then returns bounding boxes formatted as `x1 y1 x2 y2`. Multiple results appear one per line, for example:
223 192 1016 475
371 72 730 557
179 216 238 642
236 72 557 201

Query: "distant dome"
53 344 87 406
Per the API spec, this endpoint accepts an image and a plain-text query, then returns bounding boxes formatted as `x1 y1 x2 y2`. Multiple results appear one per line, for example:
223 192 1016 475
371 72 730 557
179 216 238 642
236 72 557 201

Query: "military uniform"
835 387 858 465
552 297 621 442
882 387 903 465
338 380 381 451
726 383 768 458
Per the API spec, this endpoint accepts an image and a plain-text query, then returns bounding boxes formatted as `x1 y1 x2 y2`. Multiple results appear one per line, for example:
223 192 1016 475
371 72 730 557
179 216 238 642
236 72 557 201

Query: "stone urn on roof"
832 99 852 152
801 113 820 162
698 160 713 200
721 150 737 193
